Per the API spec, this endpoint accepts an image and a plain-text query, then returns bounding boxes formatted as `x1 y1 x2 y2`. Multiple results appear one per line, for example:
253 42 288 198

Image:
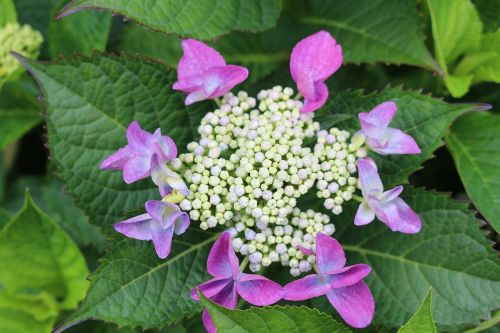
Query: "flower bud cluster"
175 86 366 275
0 22 43 78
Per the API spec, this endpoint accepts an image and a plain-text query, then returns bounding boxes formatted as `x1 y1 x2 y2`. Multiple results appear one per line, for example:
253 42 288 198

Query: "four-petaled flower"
357 101 421 155
100 121 177 184
290 30 343 113
284 233 374 328
192 232 282 333
173 39 249 105
114 200 189 259
355 158 421 233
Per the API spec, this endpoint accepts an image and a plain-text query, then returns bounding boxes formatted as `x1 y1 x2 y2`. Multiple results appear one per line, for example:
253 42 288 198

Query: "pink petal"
126 121 151 151
151 223 174 259
326 281 375 328
236 273 283 306
301 81 329 113
358 102 397 138
380 185 404 202
290 30 342 85
202 309 217 333
372 128 421 155
393 198 421 234
354 202 375 226
114 213 152 240
211 281 238 308
145 200 176 226
122 154 151 183
177 39 226 79
173 211 190 235
154 136 177 161
316 233 346 275
151 154 189 197
283 274 330 301
371 197 421 234
297 245 314 256
207 232 240 279
329 264 371 288
203 65 249 98
172 76 203 93
185 91 208 105
357 158 383 198
191 277 233 301
100 146 131 170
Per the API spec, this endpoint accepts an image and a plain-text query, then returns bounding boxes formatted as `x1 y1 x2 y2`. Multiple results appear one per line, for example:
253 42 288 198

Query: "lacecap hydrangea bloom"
0 22 43 78
101 30 422 330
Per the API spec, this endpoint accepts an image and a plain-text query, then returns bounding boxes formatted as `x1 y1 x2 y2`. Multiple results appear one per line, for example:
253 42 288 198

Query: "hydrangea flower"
356 101 421 155
151 154 189 197
192 232 282 333
114 200 189 259
173 39 249 105
100 121 177 184
290 31 343 113
355 158 421 233
284 233 374 328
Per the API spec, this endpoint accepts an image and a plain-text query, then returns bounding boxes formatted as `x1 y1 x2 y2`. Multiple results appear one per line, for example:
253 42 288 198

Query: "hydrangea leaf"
397 288 436 333
198 290 352 333
475 0 500 32
15 52 210 230
14 0 60 39
48 0 111 57
0 290 58 333
0 0 17 26
314 187 500 330
57 0 281 40
0 192 89 310
293 0 436 70
315 87 473 186
446 111 500 233
0 208 10 229
55 230 218 331
0 81 41 150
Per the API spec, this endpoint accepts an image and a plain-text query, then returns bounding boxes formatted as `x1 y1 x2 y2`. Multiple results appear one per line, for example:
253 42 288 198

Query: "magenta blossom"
100 121 177 184
114 200 189 259
284 233 374 328
192 232 282 333
151 154 189 197
290 31 343 113
355 158 421 233
173 39 249 105
357 101 421 155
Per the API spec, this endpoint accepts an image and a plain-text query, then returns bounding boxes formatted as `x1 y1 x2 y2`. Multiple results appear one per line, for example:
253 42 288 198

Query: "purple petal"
354 202 375 226
371 197 421 234
114 213 152 240
283 274 330 301
357 158 383 198
100 146 131 170
326 281 375 328
329 264 371 288
145 200 175 225
316 233 346 275
126 121 151 151
202 309 217 333
207 232 240 279
358 102 397 138
191 277 233 301
393 198 421 233
203 65 249 98
301 81 329 113
151 155 189 197
153 137 178 161
151 223 174 259
297 245 314 256
290 30 342 87
380 185 403 202
172 211 190 235
185 91 209 105
122 154 151 183
371 128 421 155
177 39 226 80
236 273 283 306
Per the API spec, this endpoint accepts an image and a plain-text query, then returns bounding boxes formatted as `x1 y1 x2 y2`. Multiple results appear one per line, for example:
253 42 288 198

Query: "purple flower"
114 200 189 259
150 154 189 197
173 39 249 105
100 121 177 184
284 233 374 328
290 31 343 113
192 232 282 333
358 101 421 155
355 158 421 233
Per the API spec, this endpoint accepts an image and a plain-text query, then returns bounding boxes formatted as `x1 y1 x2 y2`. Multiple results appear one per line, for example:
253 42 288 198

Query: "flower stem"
294 92 303 100
214 98 222 107
462 311 500 333
351 194 364 203
239 256 249 272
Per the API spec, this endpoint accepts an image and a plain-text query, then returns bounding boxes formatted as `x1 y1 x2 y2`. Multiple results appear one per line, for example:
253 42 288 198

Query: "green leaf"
198 290 352 333
446 111 500 233
14 0 60 38
56 230 218 331
0 192 89 309
0 81 41 150
48 0 111 57
293 0 436 69
314 87 472 186
322 187 500 330
0 208 10 229
398 288 436 333
0 289 58 333
475 0 500 32
16 52 210 230
58 0 281 40
0 0 17 26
